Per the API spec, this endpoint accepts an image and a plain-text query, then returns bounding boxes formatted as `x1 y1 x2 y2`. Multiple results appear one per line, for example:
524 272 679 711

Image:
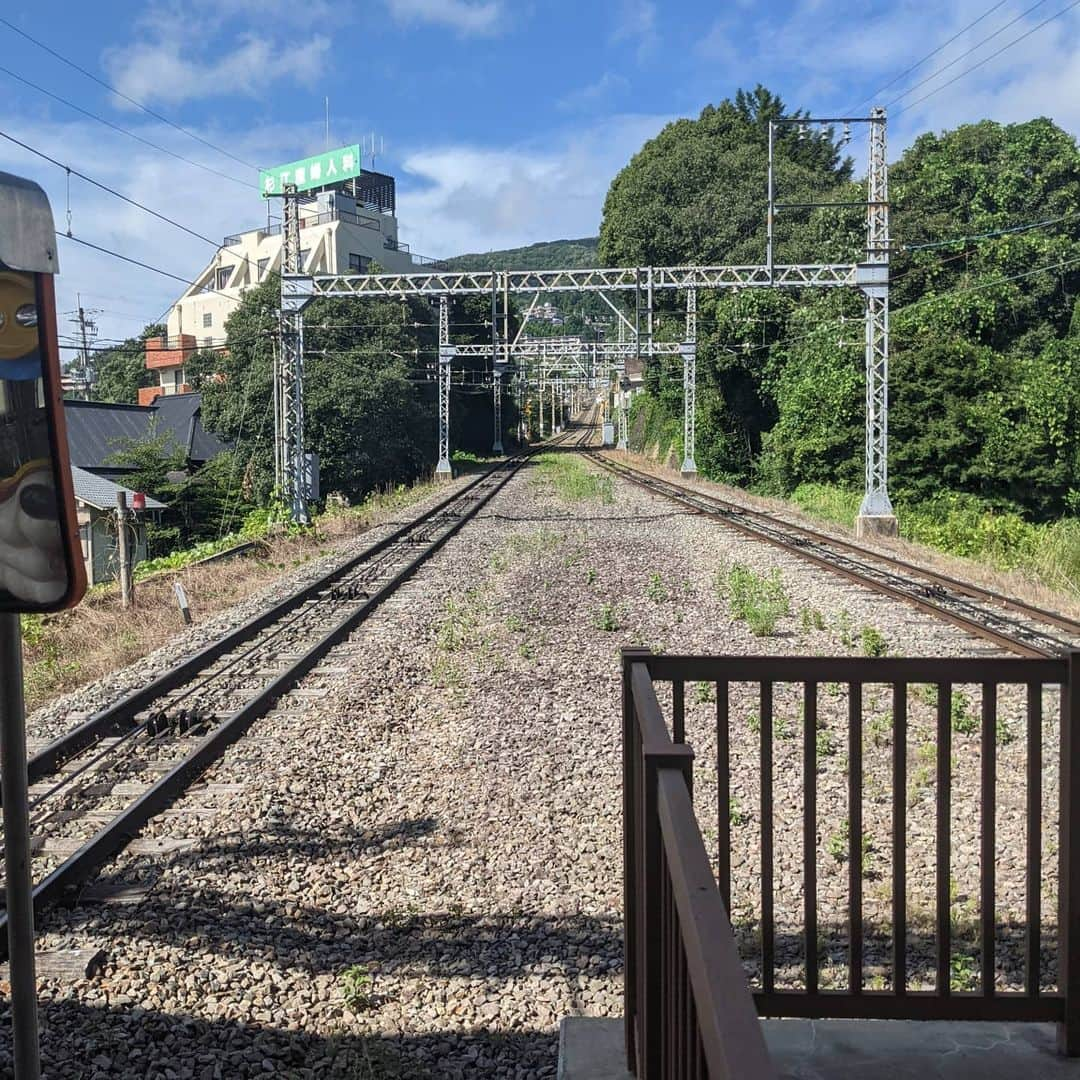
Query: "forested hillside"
443 237 599 270
602 85 1080 585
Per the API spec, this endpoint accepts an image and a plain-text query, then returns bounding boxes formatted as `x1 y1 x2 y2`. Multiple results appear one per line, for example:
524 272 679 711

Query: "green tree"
90 322 165 403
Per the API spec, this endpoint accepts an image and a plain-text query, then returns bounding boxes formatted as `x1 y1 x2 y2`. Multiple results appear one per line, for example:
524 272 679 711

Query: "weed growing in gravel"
594 603 620 632
491 529 562 572
997 715 1017 746
534 454 615 504
506 613 525 633
908 742 937 804
912 684 938 707
951 691 977 735
586 567 598 586
825 819 873 874
860 626 888 657
867 711 892 747
773 715 793 740
693 681 715 704
518 642 536 660
950 954 978 992
645 573 669 603
747 713 761 735
340 967 376 1012
722 563 791 636
834 609 854 648
815 729 837 761
729 798 749 827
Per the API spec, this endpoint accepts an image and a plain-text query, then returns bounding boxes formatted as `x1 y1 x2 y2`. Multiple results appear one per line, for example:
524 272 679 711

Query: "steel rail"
17 468 498 793
593 455 1076 658
0 437 578 955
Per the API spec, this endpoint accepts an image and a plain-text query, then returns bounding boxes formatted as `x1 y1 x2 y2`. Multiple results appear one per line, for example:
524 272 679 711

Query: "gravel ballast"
3 452 1033 1077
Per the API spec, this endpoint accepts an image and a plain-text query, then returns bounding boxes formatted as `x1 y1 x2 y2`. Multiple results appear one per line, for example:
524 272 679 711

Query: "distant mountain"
441 237 599 271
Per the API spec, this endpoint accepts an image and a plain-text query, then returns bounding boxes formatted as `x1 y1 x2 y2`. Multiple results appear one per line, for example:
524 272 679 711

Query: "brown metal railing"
625 649 1080 1056
623 656 778 1078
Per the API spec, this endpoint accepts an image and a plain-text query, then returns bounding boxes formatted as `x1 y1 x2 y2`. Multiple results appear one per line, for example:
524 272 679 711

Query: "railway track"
0 434 578 950
591 454 1080 659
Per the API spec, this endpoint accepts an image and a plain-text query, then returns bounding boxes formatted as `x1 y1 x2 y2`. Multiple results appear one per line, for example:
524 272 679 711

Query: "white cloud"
0 115 320 348
611 0 656 45
557 72 630 113
394 113 673 258
103 34 331 108
383 0 504 36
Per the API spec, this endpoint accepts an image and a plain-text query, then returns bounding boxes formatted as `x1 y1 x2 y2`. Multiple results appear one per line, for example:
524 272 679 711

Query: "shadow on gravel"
48 820 621 980
0 998 561 1078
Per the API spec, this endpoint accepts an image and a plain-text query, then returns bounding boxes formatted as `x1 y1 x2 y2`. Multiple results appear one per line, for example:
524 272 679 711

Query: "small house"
70 466 166 587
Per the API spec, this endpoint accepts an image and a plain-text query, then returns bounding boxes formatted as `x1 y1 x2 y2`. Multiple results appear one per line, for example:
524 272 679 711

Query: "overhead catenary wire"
892 0 1080 115
0 16 260 173
0 64 250 187
0 127 235 249
848 0 1013 111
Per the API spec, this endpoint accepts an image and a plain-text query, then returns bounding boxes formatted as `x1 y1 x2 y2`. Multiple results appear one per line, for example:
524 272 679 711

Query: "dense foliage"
83 322 165 403
444 237 599 271
604 88 1080 529
187 274 517 511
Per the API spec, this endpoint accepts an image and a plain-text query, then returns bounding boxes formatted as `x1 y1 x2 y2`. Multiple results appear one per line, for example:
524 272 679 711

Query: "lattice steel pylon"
436 295 454 476
681 288 697 474
492 369 504 455
856 106 896 535
278 185 310 523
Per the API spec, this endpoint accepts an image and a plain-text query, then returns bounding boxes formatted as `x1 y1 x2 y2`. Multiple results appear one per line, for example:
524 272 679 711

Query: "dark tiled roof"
65 393 228 472
70 465 167 511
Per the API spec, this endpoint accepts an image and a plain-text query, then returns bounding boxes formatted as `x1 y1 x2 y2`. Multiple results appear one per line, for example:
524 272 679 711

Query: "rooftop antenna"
365 132 385 169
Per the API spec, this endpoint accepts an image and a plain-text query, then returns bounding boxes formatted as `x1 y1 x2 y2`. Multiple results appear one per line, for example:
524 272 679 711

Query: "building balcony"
144 334 196 371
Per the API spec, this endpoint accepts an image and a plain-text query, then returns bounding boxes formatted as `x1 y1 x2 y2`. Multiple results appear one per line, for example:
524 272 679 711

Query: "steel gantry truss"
277 110 893 525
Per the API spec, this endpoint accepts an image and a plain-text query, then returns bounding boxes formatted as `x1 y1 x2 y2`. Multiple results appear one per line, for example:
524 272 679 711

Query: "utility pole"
436 295 453 476
681 287 697 474
116 491 133 609
65 297 99 399
278 184 309 522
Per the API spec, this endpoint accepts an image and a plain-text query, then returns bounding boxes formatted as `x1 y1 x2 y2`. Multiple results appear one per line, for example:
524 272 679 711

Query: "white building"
164 170 439 348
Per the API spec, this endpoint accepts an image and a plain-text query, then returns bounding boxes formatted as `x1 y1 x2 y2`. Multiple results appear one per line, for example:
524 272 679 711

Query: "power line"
58 232 243 305
891 0 1080 115
850 0 1012 111
892 251 1080 318
0 127 229 248
0 63 249 187
0 16 260 172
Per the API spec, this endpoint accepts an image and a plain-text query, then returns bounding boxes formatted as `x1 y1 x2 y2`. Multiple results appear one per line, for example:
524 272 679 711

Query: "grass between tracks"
18 479 445 715
532 453 615 505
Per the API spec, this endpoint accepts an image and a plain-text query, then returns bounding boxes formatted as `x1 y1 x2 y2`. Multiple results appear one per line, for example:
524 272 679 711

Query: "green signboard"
260 144 362 197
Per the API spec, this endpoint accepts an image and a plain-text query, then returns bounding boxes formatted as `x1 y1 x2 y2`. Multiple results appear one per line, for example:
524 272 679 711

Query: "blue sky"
2 0 1079 347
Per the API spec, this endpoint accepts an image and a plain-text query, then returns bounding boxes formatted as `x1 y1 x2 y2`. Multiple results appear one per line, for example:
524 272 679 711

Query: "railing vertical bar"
717 682 731 915
849 681 864 994
761 680 775 994
1026 682 1042 998
673 679 686 745
1059 651 1080 1054
937 683 953 996
804 681 819 995
893 682 908 995
664 857 673 1078
621 651 639 1070
981 682 997 996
